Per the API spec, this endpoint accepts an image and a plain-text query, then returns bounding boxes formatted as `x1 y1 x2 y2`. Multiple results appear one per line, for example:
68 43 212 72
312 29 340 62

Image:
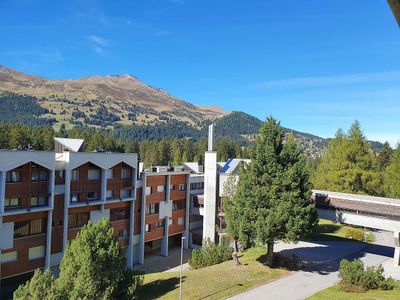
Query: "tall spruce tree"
384 144 400 198
313 121 382 195
233 117 317 266
377 141 393 171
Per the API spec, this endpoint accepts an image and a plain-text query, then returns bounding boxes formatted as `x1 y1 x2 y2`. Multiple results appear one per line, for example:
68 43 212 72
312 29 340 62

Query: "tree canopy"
14 219 143 300
384 144 400 198
312 121 382 196
228 117 317 265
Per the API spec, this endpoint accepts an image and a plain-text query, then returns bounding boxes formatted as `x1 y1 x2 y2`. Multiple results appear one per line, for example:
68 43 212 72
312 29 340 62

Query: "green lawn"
309 219 374 242
308 285 400 300
138 247 289 299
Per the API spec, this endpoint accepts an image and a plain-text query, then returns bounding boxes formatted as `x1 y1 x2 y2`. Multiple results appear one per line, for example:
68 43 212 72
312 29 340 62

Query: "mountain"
0 65 226 127
0 65 383 157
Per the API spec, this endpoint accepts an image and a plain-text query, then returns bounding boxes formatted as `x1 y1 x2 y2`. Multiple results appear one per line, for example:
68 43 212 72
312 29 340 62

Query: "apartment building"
0 138 190 281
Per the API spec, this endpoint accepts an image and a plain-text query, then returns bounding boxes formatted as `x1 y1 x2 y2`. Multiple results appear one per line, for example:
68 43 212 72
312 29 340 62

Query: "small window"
179 184 185 191
1 251 18 263
6 171 21 183
88 169 100 180
178 217 184 225
87 192 99 200
145 186 152 195
28 245 45 260
71 193 79 202
121 168 131 179
117 229 128 238
168 218 173 226
71 170 79 181
106 190 113 198
107 169 114 179
120 189 131 199
146 203 159 215
156 220 164 228
32 171 48 182
170 184 175 190
30 196 46 207
4 197 19 208
157 185 165 192
145 224 151 232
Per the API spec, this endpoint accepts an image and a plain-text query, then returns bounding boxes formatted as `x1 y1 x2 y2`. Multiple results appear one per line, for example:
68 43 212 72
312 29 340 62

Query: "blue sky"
1 0 399 145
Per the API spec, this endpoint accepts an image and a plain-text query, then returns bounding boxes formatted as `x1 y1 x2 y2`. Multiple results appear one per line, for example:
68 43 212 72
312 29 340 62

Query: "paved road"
228 230 397 300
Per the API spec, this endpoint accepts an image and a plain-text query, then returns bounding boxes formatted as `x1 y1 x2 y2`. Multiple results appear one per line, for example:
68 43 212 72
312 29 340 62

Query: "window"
121 168 131 179
168 218 173 226
71 193 79 202
28 245 45 260
156 220 164 228
178 217 184 225
120 189 131 199
145 203 159 215
31 171 48 182
1 251 18 263
6 171 21 183
106 190 113 199
170 184 175 190
57 170 64 179
68 213 90 229
88 169 100 180
14 218 46 238
145 224 151 232
117 229 128 238
87 192 99 200
157 185 165 192
30 196 46 207
190 182 204 190
110 207 130 222
173 200 185 211
4 197 20 208
107 169 114 179
71 169 79 181
145 186 152 195
179 184 185 191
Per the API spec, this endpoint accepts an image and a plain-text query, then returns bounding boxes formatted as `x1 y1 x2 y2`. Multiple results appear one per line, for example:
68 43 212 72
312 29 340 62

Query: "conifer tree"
384 144 400 198
313 121 382 195
377 141 393 171
172 148 182 166
233 117 317 266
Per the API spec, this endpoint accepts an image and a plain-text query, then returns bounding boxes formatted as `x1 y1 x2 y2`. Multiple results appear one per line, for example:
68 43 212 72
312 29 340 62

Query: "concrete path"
228 230 398 300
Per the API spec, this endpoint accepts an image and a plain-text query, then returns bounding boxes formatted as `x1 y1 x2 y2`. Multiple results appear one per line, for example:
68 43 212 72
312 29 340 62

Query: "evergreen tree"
313 121 382 195
377 141 393 171
384 144 400 198
223 173 241 266
14 269 58 300
172 148 182 166
233 118 317 266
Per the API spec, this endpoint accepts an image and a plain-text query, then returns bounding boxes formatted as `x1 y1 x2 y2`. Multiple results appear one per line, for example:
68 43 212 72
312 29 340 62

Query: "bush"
339 259 396 292
189 237 233 269
344 228 365 241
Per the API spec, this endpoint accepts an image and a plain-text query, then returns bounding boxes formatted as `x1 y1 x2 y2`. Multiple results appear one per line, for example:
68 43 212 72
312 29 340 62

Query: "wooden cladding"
5 162 50 209
70 163 101 203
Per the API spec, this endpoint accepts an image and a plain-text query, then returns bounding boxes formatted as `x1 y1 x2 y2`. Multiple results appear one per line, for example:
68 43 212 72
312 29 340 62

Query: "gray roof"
54 138 84 152
220 158 250 174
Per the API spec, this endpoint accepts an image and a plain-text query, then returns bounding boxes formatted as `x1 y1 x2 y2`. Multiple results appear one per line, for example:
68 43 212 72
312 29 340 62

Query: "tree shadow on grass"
199 283 244 299
138 276 185 299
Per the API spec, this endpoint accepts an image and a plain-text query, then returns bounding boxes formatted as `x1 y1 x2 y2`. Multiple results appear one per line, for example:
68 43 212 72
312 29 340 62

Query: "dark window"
190 182 204 190
121 168 131 179
173 200 185 211
31 170 48 182
117 229 128 238
14 218 46 238
87 192 99 200
6 171 21 183
110 207 130 222
156 220 164 228
179 184 186 191
68 213 90 229
145 203 159 215
30 195 47 207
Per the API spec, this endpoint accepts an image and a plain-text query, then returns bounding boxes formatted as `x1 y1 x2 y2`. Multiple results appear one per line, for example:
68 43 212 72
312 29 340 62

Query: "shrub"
339 259 395 292
344 228 365 241
189 237 233 269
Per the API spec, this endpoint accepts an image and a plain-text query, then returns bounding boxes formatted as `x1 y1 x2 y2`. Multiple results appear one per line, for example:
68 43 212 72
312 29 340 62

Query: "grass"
309 219 374 242
307 285 400 300
138 247 289 299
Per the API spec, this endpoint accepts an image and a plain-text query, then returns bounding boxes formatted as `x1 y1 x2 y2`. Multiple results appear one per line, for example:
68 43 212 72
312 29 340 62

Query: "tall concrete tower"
203 124 217 242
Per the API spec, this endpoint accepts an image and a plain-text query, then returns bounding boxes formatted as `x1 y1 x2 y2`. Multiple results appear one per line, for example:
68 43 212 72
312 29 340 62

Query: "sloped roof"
54 138 84 152
220 158 250 174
